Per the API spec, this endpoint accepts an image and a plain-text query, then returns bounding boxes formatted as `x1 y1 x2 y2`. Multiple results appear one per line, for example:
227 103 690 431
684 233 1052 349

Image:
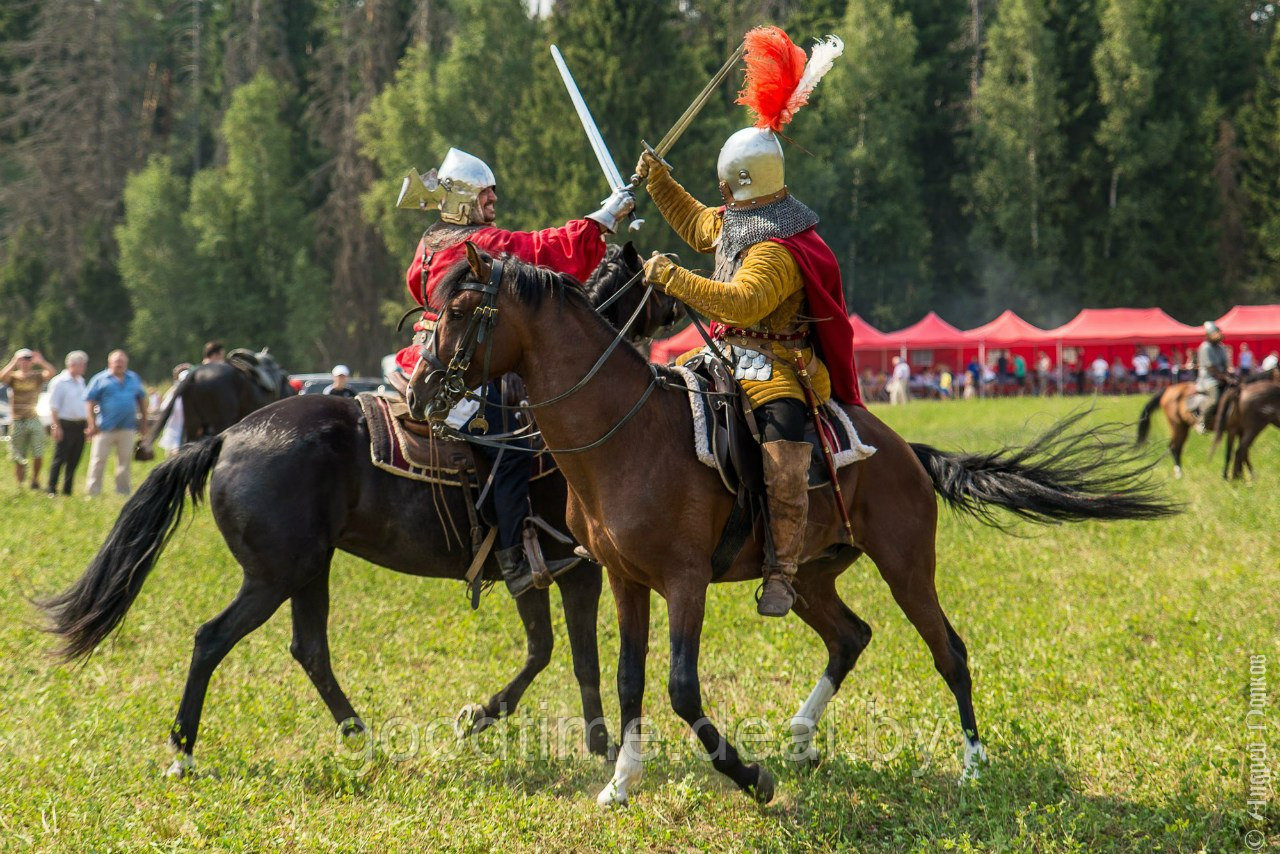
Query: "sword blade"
653 41 746 158
550 45 626 191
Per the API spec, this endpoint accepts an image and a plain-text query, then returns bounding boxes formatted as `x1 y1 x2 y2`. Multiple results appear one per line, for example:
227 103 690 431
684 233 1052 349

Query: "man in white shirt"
890 356 911 405
1131 348 1151 392
46 350 89 495
1091 357 1109 392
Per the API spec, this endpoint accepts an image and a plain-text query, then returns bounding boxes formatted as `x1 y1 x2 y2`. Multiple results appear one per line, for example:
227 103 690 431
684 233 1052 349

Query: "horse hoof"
1173 466 1183 479
789 749 821 772
959 740 988 785
595 782 628 808
749 764 775 804
166 754 194 779
454 703 493 738
339 717 366 739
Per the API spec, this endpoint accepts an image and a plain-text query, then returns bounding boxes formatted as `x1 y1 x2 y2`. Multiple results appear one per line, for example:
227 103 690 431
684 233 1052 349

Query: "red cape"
710 228 861 407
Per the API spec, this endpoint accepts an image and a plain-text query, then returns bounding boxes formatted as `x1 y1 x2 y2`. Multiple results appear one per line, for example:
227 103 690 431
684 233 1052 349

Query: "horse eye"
447 309 464 320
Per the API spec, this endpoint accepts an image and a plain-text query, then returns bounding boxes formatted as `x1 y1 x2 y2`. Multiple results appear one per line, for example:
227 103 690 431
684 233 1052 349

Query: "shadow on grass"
233 723 1258 851
761 729 1247 851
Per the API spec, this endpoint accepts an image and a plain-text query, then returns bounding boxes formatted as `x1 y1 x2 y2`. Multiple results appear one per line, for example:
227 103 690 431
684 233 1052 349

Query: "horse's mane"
582 243 630 307
434 252 646 360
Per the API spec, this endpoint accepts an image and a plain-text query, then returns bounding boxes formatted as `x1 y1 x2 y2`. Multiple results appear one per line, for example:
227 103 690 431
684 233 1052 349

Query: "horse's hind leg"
866 538 985 781
289 567 363 737
1223 431 1235 480
168 577 289 776
1236 428 1260 480
789 565 872 765
1170 425 1188 478
554 561 610 757
456 587 554 737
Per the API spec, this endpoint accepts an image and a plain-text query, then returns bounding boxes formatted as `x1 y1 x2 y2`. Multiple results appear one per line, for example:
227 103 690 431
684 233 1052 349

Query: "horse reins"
420 258 724 456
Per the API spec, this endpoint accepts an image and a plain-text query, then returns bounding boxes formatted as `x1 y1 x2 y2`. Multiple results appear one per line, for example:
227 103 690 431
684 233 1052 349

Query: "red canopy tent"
1041 307 1200 345
1215 305 1280 365
962 310 1051 394
1036 308 1201 387
882 311 970 371
964 310 1048 348
849 313 897 371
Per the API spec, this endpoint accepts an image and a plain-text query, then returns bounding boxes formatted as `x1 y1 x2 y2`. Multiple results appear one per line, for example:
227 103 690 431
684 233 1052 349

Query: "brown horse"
1211 376 1280 479
1136 382 1201 477
410 246 1172 806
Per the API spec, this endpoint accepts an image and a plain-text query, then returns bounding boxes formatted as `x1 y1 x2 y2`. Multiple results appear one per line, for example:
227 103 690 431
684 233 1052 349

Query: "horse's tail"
38 435 224 662
1135 389 1164 445
911 410 1178 526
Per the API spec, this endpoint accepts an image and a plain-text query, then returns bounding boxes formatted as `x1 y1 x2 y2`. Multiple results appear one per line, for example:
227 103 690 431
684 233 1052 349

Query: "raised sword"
549 44 643 232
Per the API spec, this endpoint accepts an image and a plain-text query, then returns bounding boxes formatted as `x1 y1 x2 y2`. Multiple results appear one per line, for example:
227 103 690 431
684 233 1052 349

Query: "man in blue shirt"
84 349 148 496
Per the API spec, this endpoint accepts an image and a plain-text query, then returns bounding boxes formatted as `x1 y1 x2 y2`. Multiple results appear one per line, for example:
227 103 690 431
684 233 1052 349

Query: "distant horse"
1136 382 1201 477
40 243 679 777
1211 375 1280 480
410 246 1173 806
149 348 292 444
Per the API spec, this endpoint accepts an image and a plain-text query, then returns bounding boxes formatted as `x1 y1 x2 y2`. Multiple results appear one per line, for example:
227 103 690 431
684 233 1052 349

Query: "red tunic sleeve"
478 219 607 283
407 220 607 310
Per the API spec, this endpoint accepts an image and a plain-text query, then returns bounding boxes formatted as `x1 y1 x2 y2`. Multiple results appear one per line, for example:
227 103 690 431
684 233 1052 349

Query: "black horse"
41 242 681 777
149 348 293 444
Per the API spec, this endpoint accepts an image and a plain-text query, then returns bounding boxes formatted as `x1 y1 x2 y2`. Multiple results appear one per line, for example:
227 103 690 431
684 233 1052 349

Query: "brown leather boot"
757 439 811 617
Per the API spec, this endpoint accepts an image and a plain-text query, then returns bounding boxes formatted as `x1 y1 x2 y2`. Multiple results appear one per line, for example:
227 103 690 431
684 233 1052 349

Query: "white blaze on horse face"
960 737 988 783
789 675 836 761
596 726 645 807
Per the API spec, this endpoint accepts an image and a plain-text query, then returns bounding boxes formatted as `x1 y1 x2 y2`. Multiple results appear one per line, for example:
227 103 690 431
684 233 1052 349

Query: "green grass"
1 396 1276 851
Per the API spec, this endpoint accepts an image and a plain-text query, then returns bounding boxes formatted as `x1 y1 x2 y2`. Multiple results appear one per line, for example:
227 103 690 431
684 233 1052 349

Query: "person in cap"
392 148 635 599
1 348 57 489
323 365 357 398
634 27 857 617
1196 321 1230 433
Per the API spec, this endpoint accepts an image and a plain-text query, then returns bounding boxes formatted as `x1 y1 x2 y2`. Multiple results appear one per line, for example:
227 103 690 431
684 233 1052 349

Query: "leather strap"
465 527 497 609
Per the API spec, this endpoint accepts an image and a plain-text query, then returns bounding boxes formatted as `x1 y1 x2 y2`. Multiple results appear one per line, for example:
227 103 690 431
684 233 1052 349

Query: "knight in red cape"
392 146 635 599
635 26 855 619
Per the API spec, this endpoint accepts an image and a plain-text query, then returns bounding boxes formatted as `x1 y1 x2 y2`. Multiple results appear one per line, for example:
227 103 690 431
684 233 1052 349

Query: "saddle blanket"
667 365 876 473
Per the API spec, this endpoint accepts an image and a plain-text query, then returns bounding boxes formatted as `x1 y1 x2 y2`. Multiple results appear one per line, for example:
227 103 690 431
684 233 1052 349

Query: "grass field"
1 395 1276 851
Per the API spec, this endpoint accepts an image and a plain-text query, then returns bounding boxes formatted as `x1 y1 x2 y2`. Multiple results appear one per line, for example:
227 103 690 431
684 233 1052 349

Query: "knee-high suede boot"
757 439 811 617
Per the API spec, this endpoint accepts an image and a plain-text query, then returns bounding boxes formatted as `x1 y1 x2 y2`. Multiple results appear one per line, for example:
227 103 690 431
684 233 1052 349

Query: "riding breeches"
754 397 807 444
475 381 533 550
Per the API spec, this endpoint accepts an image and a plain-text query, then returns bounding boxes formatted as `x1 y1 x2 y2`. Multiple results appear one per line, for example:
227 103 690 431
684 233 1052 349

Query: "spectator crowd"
1 341 370 497
862 342 1280 404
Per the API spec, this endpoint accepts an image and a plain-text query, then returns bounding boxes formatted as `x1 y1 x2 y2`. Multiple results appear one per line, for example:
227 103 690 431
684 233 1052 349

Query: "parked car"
288 374 386 396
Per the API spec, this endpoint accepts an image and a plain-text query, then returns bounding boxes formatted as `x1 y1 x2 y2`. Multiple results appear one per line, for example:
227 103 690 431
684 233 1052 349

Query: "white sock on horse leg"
789 675 836 760
597 724 645 807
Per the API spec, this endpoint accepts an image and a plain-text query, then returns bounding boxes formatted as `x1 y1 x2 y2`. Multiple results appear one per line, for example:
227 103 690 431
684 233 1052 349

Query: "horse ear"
464 241 491 280
622 241 639 267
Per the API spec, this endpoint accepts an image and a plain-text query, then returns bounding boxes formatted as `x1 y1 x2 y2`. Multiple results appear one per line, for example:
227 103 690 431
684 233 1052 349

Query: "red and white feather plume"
736 26 845 132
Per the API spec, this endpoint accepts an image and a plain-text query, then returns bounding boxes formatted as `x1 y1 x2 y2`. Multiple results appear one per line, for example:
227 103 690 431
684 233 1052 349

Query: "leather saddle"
355 390 574 607
227 348 280 394
682 354 834 494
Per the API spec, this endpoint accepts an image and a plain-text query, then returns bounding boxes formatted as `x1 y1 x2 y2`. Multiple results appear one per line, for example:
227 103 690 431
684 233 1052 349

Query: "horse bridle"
420 257 709 455
418 258 506 427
